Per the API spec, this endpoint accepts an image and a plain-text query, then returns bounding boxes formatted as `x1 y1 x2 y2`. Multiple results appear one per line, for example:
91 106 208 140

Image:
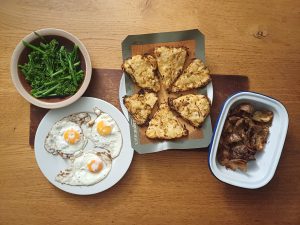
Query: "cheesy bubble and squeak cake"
122 45 211 141
145 103 188 140
154 46 187 90
168 94 211 128
170 59 211 92
123 90 158 125
122 54 160 92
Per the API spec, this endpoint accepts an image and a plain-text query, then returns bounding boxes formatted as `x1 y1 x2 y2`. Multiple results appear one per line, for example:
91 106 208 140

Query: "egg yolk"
87 159 103 173
63 129 80 144
97 120 112 136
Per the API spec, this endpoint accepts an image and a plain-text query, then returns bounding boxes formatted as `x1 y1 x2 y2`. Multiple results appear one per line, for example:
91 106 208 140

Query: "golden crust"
154 46 188 89
121 55 160 92
170 59 211 92
168 94 210 127
123 91 158 125
145 103 188 139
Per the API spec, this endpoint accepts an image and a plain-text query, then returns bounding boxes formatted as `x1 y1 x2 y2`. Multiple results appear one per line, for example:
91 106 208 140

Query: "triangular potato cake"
122 55 160 92
146 103 188 139
168 94 211 127
170 59 211 92
154 46 187 89
123 91 158 125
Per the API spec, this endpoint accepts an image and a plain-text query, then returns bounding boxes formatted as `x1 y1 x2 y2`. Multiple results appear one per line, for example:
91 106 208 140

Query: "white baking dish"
208 92 289 189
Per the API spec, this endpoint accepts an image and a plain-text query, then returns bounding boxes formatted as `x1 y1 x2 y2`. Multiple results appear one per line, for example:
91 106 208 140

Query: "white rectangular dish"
208 91 289 189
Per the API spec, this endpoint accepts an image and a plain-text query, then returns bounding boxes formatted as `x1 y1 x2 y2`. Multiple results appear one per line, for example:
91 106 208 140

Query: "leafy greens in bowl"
11 28 92 109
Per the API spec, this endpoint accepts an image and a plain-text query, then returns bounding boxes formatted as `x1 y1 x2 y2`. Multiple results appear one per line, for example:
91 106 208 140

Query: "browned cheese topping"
170 59 211 92
146 103 188 139
122 55 160 92
168 94 210 127
154 46 187 89
123 91 158 125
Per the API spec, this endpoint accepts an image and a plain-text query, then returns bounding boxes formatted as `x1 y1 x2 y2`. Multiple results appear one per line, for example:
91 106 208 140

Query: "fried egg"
82 112 123 159
44 113 90 158
55 151 112 186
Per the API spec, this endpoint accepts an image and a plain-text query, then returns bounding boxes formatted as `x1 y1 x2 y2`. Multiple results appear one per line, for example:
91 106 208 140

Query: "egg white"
44 117 88 158
55 151 112 186
82 113 123 159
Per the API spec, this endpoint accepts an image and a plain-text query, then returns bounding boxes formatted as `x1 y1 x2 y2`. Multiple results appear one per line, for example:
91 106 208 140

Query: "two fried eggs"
44 109 123 186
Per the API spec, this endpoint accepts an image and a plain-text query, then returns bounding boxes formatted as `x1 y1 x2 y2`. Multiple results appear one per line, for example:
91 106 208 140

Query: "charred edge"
169 95 211 128
183 124 189 136
154 45 189 51
195 95 212 128
167 98 195 129
167 97 175 110
200 75 212 88
145 134 189 141
203 95 212 108
122 95 129 105
143 53 153 57
139 116 152 127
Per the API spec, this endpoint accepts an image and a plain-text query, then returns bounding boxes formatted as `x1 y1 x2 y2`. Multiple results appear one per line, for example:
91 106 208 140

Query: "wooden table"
0 1 299 224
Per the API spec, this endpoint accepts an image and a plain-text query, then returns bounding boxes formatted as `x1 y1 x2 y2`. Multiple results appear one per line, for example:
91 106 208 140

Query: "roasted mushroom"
217 103 273 172
252 111 273 123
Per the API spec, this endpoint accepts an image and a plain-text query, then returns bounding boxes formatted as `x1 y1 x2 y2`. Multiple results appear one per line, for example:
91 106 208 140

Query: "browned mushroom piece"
217 148 230 162
223 121 232 133
252 111 274 123
254 127 270 151
228 116 241 122
227 133 242 143
226 159 248 171
235 118 244 127
231 103 254 115
231 145 248 158
217 103 273 172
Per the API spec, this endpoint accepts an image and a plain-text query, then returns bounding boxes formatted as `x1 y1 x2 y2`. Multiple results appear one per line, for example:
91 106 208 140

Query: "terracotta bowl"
11 28 92 109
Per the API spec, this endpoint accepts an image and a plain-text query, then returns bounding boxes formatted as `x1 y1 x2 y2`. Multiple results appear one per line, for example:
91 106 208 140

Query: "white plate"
118 73 214 120
34 97 134 195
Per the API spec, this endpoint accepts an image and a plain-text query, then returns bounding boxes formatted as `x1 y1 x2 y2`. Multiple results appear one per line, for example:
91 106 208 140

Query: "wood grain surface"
29 70 249 146
0 0 299 225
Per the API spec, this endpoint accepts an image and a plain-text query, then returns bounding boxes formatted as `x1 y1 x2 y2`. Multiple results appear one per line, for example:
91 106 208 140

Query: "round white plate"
34 97 134 195
118 73 214 120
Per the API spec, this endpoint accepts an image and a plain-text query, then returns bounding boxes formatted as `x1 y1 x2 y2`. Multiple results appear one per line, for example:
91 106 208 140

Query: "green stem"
33 83 60 98
40 43 47 48
68 57 77 85
34 31 46 41
50 68 65 78
18 65 26 69
50 62 80 78
76 70 83 75
43 75 71 87
22 40 45 54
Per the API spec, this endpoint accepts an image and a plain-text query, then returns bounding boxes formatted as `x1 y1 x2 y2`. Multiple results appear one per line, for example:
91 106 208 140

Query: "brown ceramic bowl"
11 28 92 109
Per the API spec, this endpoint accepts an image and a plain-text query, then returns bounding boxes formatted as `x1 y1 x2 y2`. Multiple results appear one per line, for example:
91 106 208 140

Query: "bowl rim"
10 28 92 109
208 91 289 189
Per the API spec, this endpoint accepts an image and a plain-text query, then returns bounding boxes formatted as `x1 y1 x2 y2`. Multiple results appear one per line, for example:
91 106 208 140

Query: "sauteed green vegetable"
18 33 84 98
